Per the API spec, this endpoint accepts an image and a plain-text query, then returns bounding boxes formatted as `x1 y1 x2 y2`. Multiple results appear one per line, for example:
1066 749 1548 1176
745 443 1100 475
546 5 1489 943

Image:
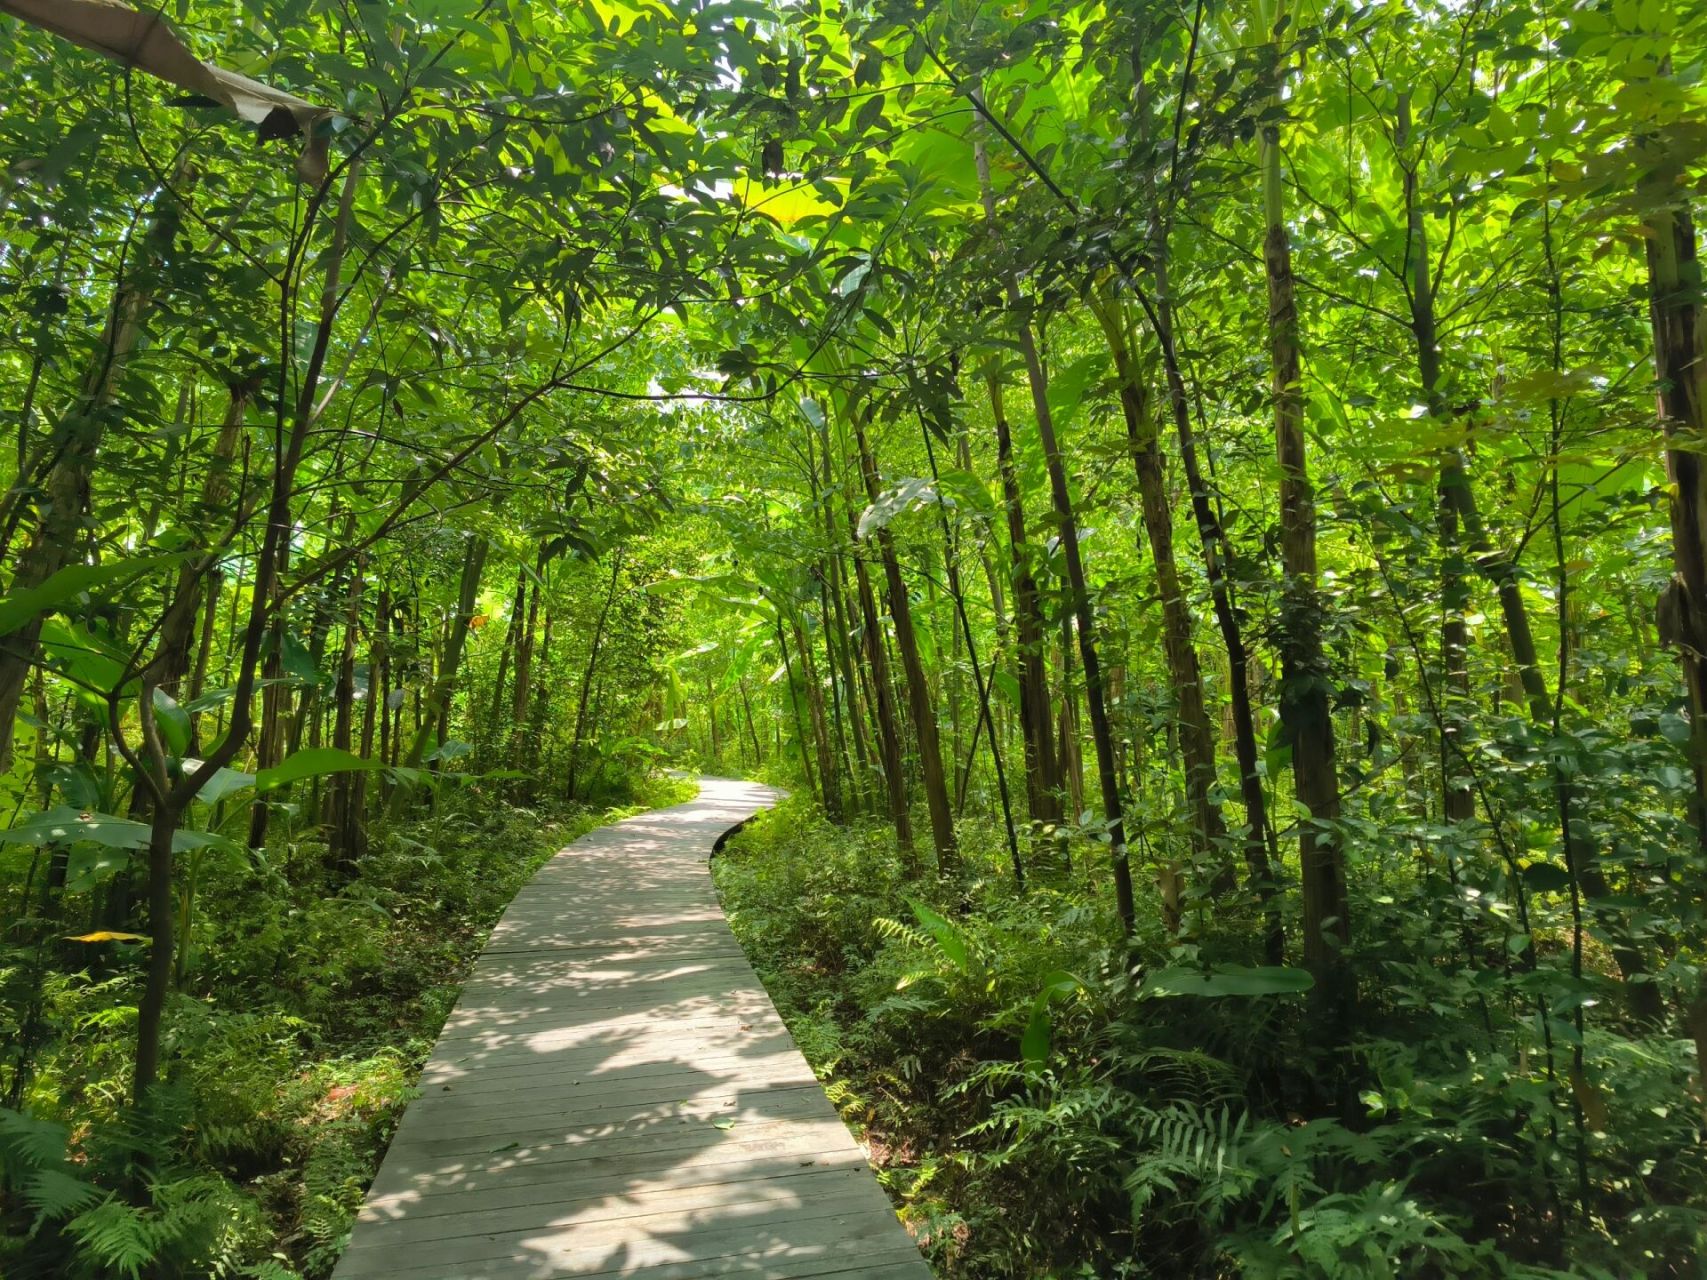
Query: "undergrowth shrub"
714 799 1707 1279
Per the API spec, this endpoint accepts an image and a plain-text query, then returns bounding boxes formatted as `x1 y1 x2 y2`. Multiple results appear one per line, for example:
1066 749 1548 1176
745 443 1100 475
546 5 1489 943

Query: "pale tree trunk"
326 552 368 870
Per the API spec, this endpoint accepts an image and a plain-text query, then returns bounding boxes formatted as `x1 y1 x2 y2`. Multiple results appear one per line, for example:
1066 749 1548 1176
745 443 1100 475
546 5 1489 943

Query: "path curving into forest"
331 777 931 1280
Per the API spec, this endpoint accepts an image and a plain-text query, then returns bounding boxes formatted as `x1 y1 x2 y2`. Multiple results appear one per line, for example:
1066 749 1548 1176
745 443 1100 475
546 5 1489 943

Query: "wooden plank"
331 778 931 1280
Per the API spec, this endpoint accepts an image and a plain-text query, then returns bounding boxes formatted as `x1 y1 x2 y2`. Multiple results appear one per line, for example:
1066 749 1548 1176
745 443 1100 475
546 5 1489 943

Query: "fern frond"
67 1199 157 1280
26 1167 106 1233
0 1106 71 1174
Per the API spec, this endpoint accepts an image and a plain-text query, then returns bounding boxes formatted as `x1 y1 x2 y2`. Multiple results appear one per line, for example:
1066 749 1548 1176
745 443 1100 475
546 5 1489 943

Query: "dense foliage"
1 0 1704 1275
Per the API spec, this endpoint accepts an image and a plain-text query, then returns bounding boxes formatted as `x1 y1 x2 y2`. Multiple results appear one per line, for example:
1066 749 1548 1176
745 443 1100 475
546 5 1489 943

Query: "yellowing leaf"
65 931 148 944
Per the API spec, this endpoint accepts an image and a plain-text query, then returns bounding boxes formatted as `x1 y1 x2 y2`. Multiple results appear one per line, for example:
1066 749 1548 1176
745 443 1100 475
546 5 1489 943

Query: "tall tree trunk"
490 565 527 737
846 502 917 866
565 551 621 803
389 536 489 814
510 547 545 755
246 574 290 852
326 554 368 870
1260 52 1343 974
821 476 876 800
774 613 819 801
790 609 841 817
984 364 1061 826
1138 247 1270 909
1396 93 1476 827
1647 197 1707 1055
852 413 959 874
0 185 185 769
1092 294 1220 925
975 130 1134 931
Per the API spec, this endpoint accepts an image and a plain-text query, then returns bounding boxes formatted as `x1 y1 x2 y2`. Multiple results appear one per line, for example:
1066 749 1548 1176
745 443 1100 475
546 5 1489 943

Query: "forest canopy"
0 0 1705 1275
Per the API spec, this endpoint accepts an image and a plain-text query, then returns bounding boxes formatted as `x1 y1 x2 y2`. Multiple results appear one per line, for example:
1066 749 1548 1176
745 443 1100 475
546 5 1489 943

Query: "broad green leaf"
151 688 191 758
183 762 256 807
0 809 237 860
906 897 971 973
0 555 191 637
255 748 387 793
1141 965 1315 999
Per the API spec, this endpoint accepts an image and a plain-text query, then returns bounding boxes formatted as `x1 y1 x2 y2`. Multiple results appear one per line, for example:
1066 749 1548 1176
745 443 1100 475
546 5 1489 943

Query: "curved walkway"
332 777 931 1280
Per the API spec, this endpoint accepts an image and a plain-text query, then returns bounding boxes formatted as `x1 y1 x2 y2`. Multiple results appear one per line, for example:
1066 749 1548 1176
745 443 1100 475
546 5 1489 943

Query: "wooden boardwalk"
332 777 931 1280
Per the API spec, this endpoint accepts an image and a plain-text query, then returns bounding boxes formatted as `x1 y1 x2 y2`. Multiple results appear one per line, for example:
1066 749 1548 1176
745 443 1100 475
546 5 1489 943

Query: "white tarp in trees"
1 0 331 182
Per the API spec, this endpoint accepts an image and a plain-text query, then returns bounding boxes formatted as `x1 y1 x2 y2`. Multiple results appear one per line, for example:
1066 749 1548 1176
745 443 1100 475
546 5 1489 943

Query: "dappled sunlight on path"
331 778 930 1280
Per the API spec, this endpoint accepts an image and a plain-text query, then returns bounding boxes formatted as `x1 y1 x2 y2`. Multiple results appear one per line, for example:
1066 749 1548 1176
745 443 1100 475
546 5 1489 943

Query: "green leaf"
39 618 134 703
0 808 236 862
64 845 132 894
0 809 154 850
1021 1002 1051 1068
1141 965 1315 998
906 897 971 973
184 762 255 807
0 555 194 637
255 747 387 793
150 688 191 758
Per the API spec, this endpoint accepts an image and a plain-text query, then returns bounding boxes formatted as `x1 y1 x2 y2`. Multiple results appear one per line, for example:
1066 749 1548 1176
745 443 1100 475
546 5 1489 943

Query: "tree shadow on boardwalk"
331 780 930 1280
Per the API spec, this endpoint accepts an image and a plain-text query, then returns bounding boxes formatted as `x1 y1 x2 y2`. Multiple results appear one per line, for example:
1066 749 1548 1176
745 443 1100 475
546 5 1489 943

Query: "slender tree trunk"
985 364 1061 826
1093 296 1219 924
390 536 489 813
846 501 917 866
775 614 819 801
853 413 959 873
739 677 763 765
510 546 545 768
491 565 527 735
0 187 185 769
975 130 1134 930
246 571 290 852
327 553 368 870
818 568 861 809
565 551 621 803
791 609 840 817
361 584 383 766
921 410 1023 888
1261 59 1343 974
1647 198 1707 1054
1395 94 1476 827
135 164 359 1103
1140 254 1270 906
